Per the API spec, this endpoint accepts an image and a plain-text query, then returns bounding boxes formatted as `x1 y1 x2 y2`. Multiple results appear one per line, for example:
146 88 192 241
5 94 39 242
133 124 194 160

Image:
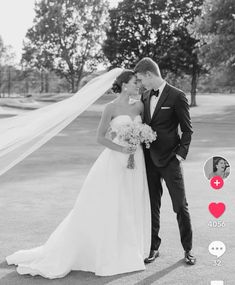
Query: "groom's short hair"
134 57 161 77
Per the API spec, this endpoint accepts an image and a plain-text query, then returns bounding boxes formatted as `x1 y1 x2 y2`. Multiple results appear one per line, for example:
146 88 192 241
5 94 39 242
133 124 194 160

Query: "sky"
0 0 36 62
0 0 119 63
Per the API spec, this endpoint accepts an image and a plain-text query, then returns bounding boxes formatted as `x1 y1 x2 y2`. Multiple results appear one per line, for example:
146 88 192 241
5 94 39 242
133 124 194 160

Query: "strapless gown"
6 115 151 278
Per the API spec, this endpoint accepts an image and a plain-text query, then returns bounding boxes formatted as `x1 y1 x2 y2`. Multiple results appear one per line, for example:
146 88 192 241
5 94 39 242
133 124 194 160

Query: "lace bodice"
110 115 142 129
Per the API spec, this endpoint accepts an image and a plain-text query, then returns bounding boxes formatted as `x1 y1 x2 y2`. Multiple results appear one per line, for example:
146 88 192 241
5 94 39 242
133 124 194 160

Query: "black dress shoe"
144 250 159 264
184 251 196 265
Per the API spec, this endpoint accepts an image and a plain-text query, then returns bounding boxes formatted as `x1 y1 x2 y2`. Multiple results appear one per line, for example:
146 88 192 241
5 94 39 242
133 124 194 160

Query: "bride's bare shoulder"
104 101 115 110
102 102 118 120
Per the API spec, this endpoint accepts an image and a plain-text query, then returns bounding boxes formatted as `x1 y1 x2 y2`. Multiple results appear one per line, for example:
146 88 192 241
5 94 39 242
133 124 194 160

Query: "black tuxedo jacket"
141 83 193 167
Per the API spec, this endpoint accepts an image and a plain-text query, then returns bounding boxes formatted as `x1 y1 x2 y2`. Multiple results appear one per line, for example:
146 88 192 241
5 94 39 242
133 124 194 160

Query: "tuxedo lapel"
151 83 170 122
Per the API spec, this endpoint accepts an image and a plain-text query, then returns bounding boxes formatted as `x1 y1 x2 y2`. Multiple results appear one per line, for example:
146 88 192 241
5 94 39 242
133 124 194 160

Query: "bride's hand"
122 146 137 154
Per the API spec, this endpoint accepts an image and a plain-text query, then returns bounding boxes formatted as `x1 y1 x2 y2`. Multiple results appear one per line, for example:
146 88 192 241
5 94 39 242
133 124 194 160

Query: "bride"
6 69 151 279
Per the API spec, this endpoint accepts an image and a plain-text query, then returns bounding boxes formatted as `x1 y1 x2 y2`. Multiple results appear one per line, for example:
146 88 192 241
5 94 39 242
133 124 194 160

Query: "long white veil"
0 68 123 176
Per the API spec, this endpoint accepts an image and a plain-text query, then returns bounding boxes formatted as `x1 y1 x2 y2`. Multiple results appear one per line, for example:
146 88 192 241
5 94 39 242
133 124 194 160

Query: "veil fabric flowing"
0 68 123 176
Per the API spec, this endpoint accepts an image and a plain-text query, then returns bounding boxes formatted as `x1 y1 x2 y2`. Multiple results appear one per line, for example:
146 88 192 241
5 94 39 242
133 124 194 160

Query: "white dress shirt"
150 81 166 118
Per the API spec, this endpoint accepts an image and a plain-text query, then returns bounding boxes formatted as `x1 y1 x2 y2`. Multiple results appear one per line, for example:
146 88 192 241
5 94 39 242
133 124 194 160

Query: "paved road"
0 104 234 285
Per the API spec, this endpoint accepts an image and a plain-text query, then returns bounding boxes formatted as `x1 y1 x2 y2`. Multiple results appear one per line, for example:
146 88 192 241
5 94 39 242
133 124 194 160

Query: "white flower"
115 122 157 169
116 122 157 149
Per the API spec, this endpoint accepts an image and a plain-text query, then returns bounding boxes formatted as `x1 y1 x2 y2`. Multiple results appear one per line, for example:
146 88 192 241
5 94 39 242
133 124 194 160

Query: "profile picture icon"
204 156 230 180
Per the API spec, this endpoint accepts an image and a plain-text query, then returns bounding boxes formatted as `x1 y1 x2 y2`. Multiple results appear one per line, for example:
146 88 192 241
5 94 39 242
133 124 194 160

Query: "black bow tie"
150 89 159 98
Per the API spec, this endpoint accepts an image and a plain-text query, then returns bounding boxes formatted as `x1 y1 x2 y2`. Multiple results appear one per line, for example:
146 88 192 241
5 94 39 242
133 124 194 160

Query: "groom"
134 57 196 265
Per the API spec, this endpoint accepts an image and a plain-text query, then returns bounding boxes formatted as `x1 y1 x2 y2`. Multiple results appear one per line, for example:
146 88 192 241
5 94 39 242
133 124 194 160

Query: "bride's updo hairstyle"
111 69 135 93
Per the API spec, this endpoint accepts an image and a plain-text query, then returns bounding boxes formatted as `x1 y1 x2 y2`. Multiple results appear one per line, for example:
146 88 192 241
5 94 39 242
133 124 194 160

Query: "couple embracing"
6 57 196 279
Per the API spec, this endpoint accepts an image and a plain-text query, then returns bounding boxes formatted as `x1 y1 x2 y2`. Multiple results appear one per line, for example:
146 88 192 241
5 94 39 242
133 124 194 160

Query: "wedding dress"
6 114 151 278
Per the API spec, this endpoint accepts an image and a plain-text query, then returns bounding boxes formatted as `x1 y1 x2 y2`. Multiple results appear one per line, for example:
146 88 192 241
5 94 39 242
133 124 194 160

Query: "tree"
103 0 204 106
22 0 109 92
0 40 17 97
0 36 4 60
0 36 4 95
194 0 235 69
162 26 206 106
103 0 172 68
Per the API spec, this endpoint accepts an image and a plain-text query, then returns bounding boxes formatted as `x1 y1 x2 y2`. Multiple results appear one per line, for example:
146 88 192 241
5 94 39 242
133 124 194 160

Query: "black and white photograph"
0 0 235 284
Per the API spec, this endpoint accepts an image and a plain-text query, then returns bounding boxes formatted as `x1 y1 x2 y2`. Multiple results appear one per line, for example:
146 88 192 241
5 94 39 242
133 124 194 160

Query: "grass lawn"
0 94 235 285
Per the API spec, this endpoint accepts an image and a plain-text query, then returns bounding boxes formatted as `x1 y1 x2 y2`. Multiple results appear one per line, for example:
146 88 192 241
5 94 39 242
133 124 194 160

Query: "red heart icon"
209 202 226 218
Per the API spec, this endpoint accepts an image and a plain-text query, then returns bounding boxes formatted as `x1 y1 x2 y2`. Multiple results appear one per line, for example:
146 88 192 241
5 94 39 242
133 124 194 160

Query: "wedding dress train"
6 115 151 278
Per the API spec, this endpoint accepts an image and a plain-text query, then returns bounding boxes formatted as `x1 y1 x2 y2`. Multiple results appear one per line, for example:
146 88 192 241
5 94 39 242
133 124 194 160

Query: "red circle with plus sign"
210 176 224 190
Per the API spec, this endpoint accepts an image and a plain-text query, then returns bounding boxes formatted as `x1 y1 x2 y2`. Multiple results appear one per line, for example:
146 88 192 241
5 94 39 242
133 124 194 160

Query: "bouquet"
117 122 157 169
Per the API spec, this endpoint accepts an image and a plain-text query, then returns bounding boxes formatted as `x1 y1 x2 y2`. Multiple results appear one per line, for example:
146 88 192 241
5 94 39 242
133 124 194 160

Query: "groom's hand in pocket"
176 154 184 162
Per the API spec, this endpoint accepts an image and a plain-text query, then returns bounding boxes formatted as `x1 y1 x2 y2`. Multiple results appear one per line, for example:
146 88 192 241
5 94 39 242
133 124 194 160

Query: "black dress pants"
145 153 193 252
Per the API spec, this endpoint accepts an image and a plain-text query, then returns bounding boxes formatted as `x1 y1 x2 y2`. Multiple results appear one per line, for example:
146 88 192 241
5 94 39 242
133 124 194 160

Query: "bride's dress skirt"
6 116 151 278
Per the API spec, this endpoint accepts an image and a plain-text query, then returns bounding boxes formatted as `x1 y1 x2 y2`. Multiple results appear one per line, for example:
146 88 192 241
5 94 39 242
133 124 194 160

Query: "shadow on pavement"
134 259 184 285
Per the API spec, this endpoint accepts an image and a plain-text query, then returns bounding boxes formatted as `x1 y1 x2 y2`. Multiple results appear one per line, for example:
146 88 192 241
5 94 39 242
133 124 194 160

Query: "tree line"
0 0 234 105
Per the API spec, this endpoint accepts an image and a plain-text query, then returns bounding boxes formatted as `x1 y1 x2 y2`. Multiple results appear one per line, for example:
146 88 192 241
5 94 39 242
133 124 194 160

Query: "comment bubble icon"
208 241 226 258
